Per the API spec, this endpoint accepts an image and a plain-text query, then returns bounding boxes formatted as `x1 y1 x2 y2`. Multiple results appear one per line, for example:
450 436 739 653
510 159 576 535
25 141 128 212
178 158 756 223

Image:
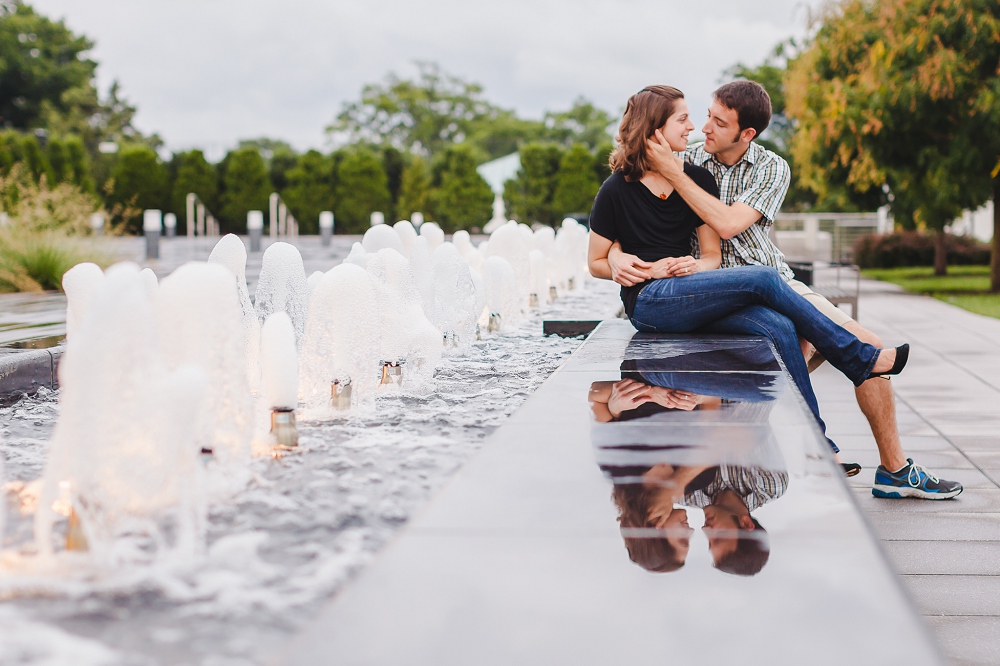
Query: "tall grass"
0 165 110 293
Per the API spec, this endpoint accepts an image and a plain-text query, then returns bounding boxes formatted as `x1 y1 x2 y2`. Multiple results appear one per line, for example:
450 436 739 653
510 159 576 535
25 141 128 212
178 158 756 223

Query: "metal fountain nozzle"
567 277 576 290
487 313 502 333
66 507 89 552
443 331 458 348
379 359 404 386
270 407 298 448
549 285 558 301
331 377 352 410
529 293 539 308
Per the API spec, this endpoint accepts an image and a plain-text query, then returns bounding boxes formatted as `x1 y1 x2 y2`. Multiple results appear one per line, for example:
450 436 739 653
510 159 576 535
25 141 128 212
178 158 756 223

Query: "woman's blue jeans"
628 266 882 452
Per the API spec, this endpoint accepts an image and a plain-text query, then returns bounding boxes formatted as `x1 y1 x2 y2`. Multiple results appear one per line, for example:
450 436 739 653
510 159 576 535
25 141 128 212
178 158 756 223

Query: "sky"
31 0 824 159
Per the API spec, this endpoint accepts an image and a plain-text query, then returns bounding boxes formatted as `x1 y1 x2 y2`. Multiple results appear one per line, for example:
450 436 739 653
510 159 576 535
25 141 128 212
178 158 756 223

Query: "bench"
789 261 861 320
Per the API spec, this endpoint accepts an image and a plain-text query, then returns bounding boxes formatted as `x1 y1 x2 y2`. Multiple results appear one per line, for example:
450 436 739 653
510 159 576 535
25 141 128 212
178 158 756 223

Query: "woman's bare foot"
872 347 896 374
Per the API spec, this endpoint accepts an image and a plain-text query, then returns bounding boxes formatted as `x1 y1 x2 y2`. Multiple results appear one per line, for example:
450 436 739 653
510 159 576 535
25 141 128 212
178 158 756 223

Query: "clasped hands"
607 378 701 417
608 247 701 287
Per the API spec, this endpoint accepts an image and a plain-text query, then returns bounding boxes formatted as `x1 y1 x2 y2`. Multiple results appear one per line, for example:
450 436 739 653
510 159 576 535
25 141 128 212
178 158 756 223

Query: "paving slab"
884 541 1000 575
926 617 1000 666
284 319 942 665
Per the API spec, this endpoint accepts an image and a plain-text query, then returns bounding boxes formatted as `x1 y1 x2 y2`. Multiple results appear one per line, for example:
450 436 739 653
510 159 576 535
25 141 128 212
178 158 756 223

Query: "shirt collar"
706 141 762 169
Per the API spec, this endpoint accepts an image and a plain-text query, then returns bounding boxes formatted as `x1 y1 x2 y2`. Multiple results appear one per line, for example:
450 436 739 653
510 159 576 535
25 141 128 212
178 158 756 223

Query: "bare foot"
872 347 896 374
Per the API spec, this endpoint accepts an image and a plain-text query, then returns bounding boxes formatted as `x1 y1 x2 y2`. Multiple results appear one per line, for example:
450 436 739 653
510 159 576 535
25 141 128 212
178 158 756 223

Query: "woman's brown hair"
608 85 685 182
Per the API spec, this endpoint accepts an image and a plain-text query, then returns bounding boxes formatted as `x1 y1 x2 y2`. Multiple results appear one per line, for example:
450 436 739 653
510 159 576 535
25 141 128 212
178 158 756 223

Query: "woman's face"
659 99 696 152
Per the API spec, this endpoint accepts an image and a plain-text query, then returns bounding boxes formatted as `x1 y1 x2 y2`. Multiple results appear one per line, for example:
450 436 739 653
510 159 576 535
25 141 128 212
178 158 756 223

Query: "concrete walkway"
810 279 1000 666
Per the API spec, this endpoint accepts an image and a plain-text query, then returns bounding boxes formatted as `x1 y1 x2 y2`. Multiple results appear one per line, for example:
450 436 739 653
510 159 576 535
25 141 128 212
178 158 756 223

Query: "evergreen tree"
332 147 390 233
282 150 333 234
108 144 168 233
220 147 271 232
172 150 218 232
45 138 69 183
382 146 404 219
18 134 53 184
396 156 431 221
429 143 494 232
551 143 600 217
63 135 92 191
504 142 563 225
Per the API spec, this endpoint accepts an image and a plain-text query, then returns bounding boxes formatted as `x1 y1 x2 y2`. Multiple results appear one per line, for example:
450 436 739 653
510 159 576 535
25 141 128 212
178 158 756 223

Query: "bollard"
164 212 177 238
370 211 385 227
247 210 264 252
143 209 162 259
411 211 424 230
89 212 105 236
269 193 279 239
319 211 334 247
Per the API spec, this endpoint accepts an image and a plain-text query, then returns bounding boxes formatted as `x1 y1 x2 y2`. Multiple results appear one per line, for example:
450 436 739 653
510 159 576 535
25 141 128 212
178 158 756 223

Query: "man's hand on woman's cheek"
646 129 684 182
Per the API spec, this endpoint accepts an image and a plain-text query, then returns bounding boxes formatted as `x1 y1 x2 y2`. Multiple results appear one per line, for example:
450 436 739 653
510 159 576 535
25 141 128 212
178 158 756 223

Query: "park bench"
789 261 861 320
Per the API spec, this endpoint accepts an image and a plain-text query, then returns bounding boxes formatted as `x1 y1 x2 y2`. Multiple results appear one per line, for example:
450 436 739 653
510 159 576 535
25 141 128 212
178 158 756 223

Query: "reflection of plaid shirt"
683 465 789 512
685 142 794 281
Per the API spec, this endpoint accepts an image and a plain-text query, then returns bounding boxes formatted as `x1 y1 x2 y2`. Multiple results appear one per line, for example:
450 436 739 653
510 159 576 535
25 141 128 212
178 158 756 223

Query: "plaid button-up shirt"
685 142 794 281
683 465 788 513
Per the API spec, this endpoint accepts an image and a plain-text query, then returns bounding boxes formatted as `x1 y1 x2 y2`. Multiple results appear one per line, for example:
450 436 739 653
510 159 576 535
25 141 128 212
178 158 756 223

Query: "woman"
587 86 907 442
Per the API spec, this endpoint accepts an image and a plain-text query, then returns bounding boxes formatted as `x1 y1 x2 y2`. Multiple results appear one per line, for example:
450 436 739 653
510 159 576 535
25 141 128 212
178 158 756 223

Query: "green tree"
62 135 91 191
550 143 601 217
382 146 404 219
332 146 390 233
785 0 1000 278
171 150 218 232
467 110 543 160
428 143 494 231
220 147 270 232
107 144 167 232
0 3 97 130
282 149 333 234
504 142 564 226
396 156 431 221
16 133 52 183
542 98 616 150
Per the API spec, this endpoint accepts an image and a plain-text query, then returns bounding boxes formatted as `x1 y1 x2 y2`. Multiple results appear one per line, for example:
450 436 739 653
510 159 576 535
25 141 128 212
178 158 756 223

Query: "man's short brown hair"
713 80 772 138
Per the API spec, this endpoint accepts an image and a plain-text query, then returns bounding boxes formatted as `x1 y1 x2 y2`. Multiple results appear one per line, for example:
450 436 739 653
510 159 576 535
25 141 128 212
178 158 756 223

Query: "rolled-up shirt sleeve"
734 156 790 222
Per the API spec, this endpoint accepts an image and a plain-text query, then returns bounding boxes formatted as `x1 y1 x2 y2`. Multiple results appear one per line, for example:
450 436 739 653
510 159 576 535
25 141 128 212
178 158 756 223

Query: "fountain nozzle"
331 377 352 409
487 313 502 333
270 407 298 448
66 508 89 552
379 360 404 386
443 331 458 348
529 293 539 308
549 285 558 301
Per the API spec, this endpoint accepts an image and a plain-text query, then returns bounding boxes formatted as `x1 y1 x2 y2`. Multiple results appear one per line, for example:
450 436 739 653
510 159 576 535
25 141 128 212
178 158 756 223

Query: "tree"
107 145 167 232
504 142 563 225
171 150 218 231
542 98 616 150
332 147 390 233
428 143 494 231
282 149 333 234
220 147 270 232
396 156 431 221
785 0 1000 277
0 3 97 130
551 143 601 217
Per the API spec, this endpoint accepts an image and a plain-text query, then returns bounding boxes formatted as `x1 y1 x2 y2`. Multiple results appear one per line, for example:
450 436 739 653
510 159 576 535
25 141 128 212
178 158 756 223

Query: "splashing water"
419 222 444 253
393 220 417 258
361 224 404 256
432 242 478 350
482 255 519 331
208 235 261 386
260 312 299 411
61 262 105 340
254 242 309 350
486 221 531 308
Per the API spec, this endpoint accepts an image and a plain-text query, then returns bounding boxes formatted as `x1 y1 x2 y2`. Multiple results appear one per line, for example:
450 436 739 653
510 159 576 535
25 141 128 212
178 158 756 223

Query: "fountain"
408 236 435 316
299 263 381 412
431 242 479 350
482 256 519 332
61 262 105 339
254 242 309 349
36 263 209 560
528 249 548 307
419 221 444 253
361 223 405 255
260 312 299 449
344 242 370 268
208 234 261 386
486 221 531 308
393 220 418 258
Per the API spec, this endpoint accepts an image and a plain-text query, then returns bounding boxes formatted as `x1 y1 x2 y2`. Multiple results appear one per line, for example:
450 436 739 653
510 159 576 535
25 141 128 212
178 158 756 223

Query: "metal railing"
269 193 299 239
185 193 220 237
774 211 889 263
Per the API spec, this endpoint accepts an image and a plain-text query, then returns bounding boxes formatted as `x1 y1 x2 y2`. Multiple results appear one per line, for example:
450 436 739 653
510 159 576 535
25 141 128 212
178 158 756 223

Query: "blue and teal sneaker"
872 458 963 499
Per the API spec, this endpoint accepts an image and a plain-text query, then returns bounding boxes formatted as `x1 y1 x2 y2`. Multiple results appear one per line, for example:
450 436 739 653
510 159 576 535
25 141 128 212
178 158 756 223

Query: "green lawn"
861 266 1000 319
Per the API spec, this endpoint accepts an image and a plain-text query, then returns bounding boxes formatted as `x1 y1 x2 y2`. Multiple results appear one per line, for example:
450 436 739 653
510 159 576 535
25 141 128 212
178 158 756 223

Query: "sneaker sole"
872 484 963 500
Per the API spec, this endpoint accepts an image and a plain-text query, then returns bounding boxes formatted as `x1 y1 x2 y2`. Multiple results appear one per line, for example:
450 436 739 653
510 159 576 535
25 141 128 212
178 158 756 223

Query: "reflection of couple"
610 461 785 577
586 81 960 500
591 373 785 576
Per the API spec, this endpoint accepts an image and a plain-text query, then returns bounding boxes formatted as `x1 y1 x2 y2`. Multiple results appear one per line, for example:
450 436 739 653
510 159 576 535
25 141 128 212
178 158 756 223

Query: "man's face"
701 100 742 154
702 504 744 564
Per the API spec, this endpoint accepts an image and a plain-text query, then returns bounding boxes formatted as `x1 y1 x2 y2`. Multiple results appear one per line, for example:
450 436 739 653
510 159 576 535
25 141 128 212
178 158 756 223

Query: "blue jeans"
629 266 879 386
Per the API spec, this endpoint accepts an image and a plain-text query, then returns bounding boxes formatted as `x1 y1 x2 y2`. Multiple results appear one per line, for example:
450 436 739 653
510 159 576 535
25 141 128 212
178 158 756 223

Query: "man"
608 80 961 500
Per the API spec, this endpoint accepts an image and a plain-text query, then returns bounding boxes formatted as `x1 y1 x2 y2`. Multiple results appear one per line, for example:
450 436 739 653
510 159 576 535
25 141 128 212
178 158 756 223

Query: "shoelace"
907 463 939 487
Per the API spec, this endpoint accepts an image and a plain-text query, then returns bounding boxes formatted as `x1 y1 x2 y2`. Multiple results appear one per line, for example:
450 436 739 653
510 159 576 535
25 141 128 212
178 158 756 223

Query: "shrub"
853 232 991 268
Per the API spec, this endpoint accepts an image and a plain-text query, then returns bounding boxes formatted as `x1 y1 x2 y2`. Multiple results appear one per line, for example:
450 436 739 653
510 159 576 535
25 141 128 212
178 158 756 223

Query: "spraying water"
432 242 478 350
62 262 105 340
361 224 405 255
208 235 261 386
260 312 299 449
36 263 209 562
254 242 309 349
344 242 370 269
482 256 519 332
408 236 434 317
487 221 531 309
393 220 417 258
419 222 444 253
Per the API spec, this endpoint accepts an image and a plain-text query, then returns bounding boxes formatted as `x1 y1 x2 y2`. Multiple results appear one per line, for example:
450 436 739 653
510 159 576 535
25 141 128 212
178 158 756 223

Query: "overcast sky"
31 0 822 159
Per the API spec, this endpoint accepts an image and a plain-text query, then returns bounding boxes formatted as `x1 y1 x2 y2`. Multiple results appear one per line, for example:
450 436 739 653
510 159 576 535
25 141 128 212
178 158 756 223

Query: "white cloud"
30 0 821 155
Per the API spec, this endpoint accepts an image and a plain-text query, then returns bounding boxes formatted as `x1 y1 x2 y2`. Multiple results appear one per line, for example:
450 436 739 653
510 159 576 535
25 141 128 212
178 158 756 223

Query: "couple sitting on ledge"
587 81 962 500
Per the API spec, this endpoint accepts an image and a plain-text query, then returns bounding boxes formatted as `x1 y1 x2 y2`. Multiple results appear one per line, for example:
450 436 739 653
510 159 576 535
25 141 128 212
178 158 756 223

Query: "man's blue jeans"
629 266 879 386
